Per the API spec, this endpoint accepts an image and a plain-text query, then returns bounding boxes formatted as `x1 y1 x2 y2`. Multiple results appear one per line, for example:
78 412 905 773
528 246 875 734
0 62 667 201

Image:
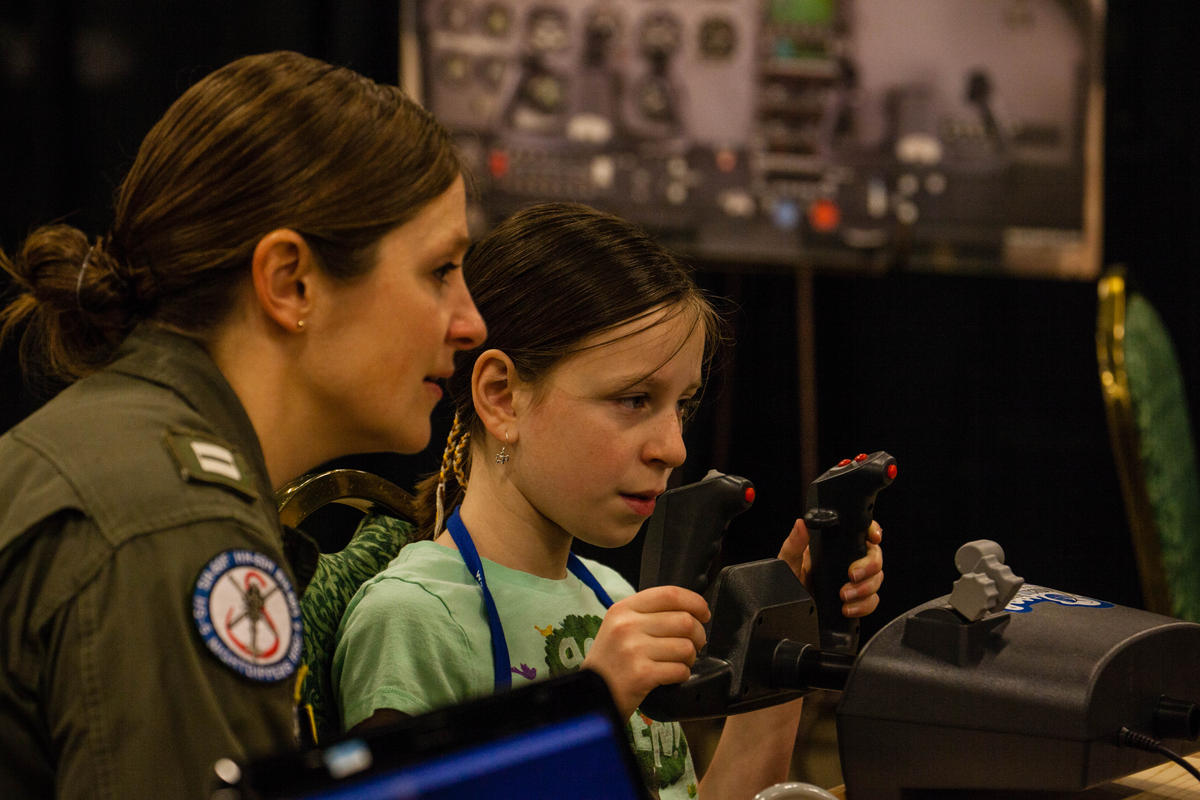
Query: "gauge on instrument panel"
585 10 621 48
522 71 567 114
698 15 737 60
639 12 682 60
481 3 512 37
636 75 675 123
477 56 507 88
527 6 570 52
583 8 621 66
435 51 472 85
437 0 473 32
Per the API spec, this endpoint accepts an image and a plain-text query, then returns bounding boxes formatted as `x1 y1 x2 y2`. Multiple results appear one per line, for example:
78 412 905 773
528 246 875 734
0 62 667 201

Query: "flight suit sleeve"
43 518 301 800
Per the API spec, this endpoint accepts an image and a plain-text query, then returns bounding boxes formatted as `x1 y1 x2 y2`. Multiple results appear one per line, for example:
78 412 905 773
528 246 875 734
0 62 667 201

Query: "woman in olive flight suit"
0 51 485 799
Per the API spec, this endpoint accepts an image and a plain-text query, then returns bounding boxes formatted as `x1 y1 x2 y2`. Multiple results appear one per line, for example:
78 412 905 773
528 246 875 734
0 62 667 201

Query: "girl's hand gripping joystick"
804 451 897 653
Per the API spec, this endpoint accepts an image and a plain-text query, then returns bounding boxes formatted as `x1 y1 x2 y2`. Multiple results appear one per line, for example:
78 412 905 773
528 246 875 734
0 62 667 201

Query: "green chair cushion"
1125 294 1200 622
299 511 414 741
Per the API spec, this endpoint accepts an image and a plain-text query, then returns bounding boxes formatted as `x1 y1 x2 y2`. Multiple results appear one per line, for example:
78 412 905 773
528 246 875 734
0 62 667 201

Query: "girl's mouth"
620 493 657 517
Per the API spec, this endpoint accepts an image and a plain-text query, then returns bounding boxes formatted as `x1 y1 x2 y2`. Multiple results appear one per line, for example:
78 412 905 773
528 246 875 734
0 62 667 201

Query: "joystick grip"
804 451 896 653
639 469 755 594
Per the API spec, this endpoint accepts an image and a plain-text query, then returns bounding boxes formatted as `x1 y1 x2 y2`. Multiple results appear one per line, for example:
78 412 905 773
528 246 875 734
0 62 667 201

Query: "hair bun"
0 225 138 380
75 235 137 315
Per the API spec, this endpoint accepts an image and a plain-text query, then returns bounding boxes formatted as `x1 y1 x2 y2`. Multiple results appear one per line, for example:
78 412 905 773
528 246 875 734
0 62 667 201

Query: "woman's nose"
448 273 486 349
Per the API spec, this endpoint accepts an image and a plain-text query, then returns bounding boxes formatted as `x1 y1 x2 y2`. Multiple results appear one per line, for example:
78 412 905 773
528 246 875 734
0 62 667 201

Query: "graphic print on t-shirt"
540 613 695 793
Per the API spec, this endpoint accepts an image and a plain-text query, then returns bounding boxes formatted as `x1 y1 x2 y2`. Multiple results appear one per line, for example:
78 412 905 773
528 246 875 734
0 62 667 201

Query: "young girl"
0 51 484 798
334 203 883 798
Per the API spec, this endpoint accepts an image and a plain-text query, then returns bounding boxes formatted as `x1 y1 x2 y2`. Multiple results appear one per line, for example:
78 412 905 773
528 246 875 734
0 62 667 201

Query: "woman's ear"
472 349 521 444
250 229 315 333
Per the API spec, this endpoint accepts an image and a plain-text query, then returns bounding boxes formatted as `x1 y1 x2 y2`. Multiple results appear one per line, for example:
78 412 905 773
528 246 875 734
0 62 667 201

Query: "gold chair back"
1096 268 1172 614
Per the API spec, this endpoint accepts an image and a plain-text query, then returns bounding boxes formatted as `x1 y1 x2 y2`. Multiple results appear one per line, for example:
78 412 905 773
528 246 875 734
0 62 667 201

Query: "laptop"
224 669 651 800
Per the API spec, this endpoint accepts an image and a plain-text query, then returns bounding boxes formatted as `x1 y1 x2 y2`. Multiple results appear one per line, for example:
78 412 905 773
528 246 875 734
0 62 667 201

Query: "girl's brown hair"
0 50 462 381
414 202 729 538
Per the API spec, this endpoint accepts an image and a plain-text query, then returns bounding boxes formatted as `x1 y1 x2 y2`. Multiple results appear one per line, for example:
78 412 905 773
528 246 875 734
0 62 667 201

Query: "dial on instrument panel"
638 12 682 59
699 15 737 59
585 7 621 41
522 71 566 114
478 56 507 88
481 2 512 37
636 77 674 122
527 6 570 52
435 52 472 85
584 8 622 68
437 0 473 31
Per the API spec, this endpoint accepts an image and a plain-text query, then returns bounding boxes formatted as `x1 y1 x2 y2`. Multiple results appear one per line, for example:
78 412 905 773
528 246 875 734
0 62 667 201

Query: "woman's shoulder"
0 372 268 546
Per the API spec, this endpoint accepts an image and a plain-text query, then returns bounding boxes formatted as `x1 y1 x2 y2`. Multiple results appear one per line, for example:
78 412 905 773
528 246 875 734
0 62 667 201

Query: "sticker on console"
1005 584 1114 614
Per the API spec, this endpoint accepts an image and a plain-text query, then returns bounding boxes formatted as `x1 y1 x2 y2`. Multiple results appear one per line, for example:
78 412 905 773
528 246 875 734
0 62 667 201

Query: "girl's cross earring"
495 432 511 464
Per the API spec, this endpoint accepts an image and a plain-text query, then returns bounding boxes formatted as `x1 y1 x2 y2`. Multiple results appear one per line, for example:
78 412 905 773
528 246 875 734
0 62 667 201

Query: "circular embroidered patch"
192 549 302 682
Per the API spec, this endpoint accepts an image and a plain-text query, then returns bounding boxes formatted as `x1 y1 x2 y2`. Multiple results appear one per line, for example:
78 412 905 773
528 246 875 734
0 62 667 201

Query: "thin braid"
433 413 470 536
451 424 471 489
437 414 463 488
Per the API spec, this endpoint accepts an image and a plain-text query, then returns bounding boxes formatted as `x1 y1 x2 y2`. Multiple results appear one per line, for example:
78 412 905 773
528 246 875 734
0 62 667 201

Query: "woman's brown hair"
413 201 730 538
0 50 462 381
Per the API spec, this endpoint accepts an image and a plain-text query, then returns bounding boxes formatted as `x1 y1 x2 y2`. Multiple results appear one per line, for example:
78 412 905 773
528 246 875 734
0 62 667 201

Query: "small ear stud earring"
296 319 306 330
495 432 511 464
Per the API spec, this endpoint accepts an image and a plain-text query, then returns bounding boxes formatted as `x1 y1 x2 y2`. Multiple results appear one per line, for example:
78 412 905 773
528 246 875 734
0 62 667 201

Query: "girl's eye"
433 262 457 283
678 397 700 422
617 395 649 411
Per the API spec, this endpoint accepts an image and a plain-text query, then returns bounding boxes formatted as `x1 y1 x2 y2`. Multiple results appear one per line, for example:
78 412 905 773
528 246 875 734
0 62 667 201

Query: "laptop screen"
229 671 650 800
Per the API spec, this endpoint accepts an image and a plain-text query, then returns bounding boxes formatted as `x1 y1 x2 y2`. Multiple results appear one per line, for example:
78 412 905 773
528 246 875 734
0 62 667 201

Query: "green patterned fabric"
1125 294 1200 622
299 512 414 741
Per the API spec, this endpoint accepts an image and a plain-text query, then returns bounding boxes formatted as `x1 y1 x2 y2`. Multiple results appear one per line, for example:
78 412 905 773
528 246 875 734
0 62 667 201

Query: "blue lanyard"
445 507 614 689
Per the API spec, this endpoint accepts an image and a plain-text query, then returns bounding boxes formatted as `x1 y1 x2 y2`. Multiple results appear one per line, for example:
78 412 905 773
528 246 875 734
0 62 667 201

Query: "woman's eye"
433 262 456 283
678 397 699 421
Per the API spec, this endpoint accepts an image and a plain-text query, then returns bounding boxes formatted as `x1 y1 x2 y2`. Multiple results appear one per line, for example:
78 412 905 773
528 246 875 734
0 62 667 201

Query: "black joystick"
804 451 897 653
639 469 755 595
638 469 756 719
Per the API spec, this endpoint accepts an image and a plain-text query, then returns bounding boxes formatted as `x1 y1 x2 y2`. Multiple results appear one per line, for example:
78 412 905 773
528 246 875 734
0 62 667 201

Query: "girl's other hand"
777 519 884 618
